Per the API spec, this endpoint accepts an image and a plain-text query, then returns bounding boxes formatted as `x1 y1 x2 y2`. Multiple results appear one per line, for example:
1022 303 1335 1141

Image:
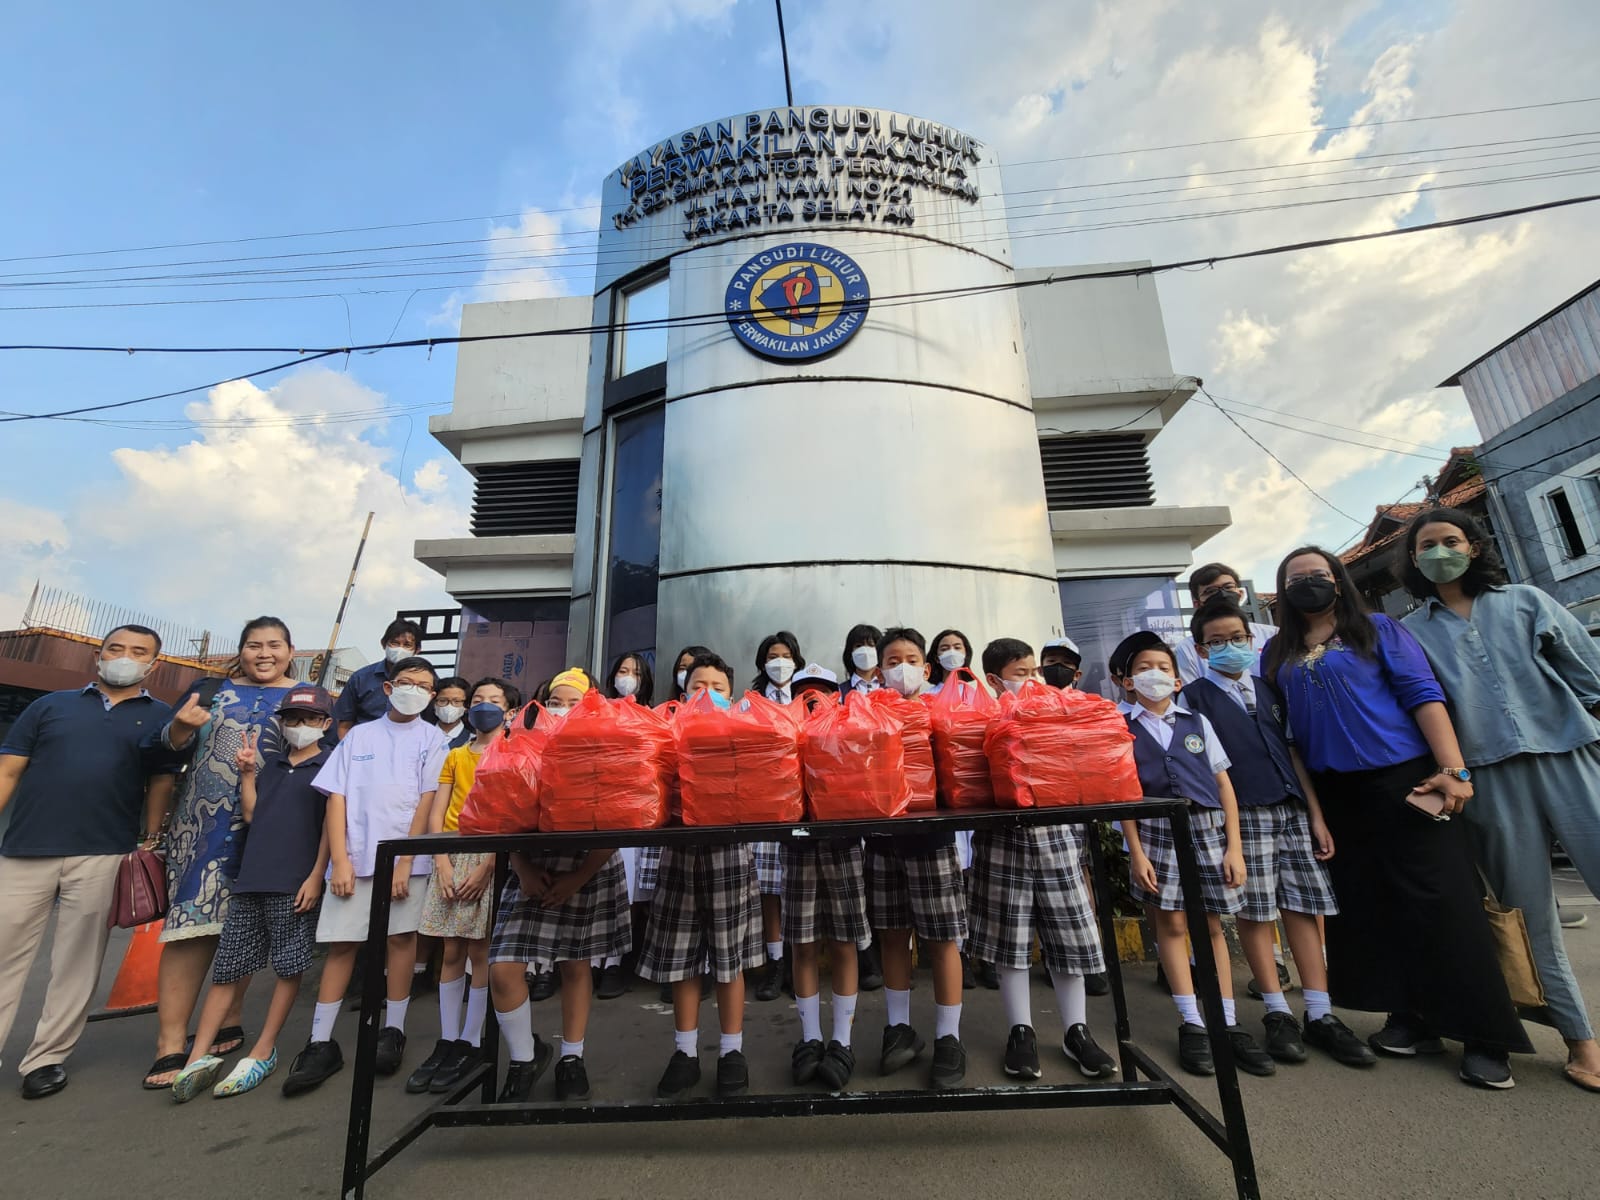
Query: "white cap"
792 663 840 688
1043 636 1081 655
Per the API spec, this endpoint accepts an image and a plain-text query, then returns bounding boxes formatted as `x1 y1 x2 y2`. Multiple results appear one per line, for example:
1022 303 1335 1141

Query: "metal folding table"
341 801 1260 1199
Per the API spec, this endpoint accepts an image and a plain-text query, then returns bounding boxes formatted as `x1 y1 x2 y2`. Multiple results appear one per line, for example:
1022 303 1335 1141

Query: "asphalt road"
4 869 1598 1200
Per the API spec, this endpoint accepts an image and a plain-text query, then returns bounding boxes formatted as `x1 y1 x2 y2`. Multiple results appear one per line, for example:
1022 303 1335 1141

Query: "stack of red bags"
867 689 936 812
538 690 674 831
802 690 911 820
984 682 1141 808
927 670 999 809
674 691 805 826
456 703 547 834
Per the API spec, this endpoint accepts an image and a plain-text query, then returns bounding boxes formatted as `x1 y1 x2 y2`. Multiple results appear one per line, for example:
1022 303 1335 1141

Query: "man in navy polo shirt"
0 625 179 1099
333 618 422 739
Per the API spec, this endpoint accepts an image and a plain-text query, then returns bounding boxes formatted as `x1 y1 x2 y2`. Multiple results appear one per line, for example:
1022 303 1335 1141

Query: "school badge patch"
1183 733 1206 755
725 242 870 361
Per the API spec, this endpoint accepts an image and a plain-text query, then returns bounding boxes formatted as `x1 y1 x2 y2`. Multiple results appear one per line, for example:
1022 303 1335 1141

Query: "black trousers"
1313 755 1532 1054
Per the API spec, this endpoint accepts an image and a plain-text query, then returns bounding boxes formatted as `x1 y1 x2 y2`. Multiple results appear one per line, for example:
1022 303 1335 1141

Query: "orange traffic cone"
88 919 164 1022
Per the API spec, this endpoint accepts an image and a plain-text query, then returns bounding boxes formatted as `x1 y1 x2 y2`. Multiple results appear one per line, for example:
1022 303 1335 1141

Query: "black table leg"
341 847 396 1200
1086 826 1137 1080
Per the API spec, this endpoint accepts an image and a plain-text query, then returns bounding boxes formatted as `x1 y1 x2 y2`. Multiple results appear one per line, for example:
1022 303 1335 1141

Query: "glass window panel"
1058 575 1185 703
616 275 669 377
603 406 665 675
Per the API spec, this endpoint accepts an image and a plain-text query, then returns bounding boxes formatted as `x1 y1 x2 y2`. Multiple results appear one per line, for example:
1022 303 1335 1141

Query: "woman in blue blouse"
1264 546 1531 1089
1400 508 1600 1093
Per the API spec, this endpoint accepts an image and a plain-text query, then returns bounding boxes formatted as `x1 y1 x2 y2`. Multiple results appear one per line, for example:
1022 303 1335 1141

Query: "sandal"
1564 1060 1600 1093
210 1025 247 1056
171 1055 224 1104
213 1050 278 1098
142 1052 189 1090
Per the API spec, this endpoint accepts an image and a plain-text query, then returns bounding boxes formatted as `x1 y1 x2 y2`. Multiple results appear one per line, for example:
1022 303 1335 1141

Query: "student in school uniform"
966 639 1117 1080
405 678 522 1095
637 652 766 1100
791 662 842 704
927 629 975 693
1039 637 1083 689
596 652 654 1001
749 631 806 1002
865 627 970 1089
1110 632 1276 1079
333 619 424 738
841 624 883 695
485 668 631 1102
430 676 473 750
283 658 450 1096
1180 600 1375 1068
1174 563 1278 684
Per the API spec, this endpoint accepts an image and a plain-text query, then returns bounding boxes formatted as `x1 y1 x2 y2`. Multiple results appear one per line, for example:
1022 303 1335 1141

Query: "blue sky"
2 0 1597 648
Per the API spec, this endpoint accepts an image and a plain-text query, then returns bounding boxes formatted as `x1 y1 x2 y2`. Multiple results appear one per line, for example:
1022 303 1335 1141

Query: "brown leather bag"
108 847 167 929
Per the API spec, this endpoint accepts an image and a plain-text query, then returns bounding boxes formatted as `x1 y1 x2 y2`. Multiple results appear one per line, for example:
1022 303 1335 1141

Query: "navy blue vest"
1181 677 1302 809
1126 708 1221 807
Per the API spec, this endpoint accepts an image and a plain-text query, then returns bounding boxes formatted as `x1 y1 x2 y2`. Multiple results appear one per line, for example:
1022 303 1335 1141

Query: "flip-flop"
210 1026 247 1056
1564 1061 1600 1093
142 1052 189 1090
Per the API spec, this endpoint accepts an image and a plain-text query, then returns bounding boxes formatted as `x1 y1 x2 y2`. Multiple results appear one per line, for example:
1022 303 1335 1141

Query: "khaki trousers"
0 853 121 1075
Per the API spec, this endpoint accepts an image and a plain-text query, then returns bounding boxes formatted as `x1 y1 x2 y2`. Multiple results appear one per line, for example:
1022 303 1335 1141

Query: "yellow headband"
549 668 592 696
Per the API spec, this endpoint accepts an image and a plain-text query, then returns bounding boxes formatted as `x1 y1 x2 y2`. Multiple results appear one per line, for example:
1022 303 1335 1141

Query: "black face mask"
1285 578 1338 614
1040 663 1077 690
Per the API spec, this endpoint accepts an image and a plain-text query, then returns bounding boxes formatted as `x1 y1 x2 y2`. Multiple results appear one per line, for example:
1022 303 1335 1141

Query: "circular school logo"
724 242 870 361
1183 733 1206 755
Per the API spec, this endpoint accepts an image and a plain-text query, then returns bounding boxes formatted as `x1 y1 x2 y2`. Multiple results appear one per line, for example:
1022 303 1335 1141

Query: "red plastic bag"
538 691 673 831
457 707 548 834
927 669 999 810
654 700 683 822
803 690 911 821
867 689 936 812
983 683 1141 808
675 691 805 826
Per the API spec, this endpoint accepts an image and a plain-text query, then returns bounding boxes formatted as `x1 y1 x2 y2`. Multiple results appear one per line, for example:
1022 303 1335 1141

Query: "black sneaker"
656 1050 701 1099
374 1028 406 1077
716 1050 750 1098
405 1038 454 1093
858 943 884 992
1178 1023 1214 1076
753 959 783 1002
1302 1013 1377 1067
1369 1013 1445 1057
428 1040 480 1093
1460 1045 1514 1090
974 960 1000 990
816 1041 856 1091
528 970 559 1003
1084 972 1110 997
960 952 976 991
1228 1026 1277 1076
1262 1012 1307 1064
1004 1024 1041 1079
879 1024 926 1075
596 963 628 1000
1063 1024 1117 1079
497 1036 554 1103
554 1054 592 1101
283 1039 343 1097
930 1035 967 1089
791 1037 825 1084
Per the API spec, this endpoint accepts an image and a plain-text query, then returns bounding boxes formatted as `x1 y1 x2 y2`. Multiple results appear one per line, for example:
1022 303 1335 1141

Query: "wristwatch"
1437 766 1472 782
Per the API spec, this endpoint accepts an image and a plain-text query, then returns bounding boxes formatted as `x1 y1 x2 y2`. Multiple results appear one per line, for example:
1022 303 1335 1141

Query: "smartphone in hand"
1405 789 1450 820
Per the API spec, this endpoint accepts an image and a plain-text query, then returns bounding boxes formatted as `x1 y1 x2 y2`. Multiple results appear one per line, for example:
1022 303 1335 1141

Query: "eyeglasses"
1201 635 1254 651
1286 571 1335 586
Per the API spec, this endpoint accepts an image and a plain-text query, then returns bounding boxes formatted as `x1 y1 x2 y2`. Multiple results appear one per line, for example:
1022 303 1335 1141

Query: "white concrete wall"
1016 265 1181 403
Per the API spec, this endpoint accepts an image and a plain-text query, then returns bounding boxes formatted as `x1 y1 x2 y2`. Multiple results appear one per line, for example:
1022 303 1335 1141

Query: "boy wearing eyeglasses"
1181 598 1374 1070
1175 562 1280 683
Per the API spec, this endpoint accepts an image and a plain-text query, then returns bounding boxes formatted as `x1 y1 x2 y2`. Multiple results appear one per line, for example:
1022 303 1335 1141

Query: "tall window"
1548 488 1588 559
602 405 665 672
614 275 669 378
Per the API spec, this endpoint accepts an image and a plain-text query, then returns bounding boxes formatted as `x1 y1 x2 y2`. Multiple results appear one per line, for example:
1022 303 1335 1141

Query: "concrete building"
416 106 1228 700
1443 278 1600 628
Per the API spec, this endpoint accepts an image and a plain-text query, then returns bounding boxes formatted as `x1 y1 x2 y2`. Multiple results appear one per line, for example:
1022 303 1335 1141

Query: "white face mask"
1131 669 1177 702
435 704 465 726
675 669 688 692
937 649 965 672
383 644 410 664
851 645 877 672
882 662 926 696
613 674 640 698
999 677 1027 695
765 657 796 685
388 684 432 716
98 656 151 688
545 705 572 720
283 723 325 750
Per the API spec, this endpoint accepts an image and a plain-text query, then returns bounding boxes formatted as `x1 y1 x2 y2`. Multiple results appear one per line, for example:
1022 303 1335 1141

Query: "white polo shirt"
313 714 449 878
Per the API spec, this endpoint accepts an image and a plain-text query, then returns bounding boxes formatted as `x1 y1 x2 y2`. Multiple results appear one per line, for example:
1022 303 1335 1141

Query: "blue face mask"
705 688 732 710
1204 640 1255 676
467 703 506 732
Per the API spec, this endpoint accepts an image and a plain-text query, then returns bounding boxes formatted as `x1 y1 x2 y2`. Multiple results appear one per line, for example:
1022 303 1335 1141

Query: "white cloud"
0 499 79 629
1214 310 1281 372
428 199 602 329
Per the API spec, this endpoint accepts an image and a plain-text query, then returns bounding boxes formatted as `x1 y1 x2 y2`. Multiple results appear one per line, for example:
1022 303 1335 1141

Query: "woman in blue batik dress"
142 617 300 1088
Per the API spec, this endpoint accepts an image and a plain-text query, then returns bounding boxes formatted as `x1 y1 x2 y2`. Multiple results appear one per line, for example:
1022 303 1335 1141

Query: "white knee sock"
935 1003 962 1041
674 1028 698 1057
561 1039 584 1058
796 992 822 1042
719 1031 743 1056
766 941 784 961
1053 972 1087 1032
311 1000 341 1043
463 985 489 1046
438 976 466 1042
1303 989 1332 1021
495 1000 535 1062
831 992 858 1048
1260 990 1292 1015
1174 994 1202 1025
998 965 1032 1028
885 987 911 1028
384 996 409 1035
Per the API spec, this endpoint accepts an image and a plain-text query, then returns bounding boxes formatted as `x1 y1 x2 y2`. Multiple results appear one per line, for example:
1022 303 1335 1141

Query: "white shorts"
315 876 430 944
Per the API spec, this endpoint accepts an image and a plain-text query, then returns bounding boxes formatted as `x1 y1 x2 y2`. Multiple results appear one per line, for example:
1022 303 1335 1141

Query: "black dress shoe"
1084 971 1110 997
974 960 1000 990
1262 1012 1307 1064
1303 1013 1378 1067
960 952 977 990
528 970 559 1003
791 1038 825 1085
1228 1026 1277 1077
405 1038 454 1094
20 1064 67 1100
374 1027 407 1077
283 1039 344 1097
858 943 884 992
496 1036 554 1103
879 1024 926 1075
595 963 628 1000
753 959 783 1002
428 1040 480 1093
1178 1023 1214 1076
